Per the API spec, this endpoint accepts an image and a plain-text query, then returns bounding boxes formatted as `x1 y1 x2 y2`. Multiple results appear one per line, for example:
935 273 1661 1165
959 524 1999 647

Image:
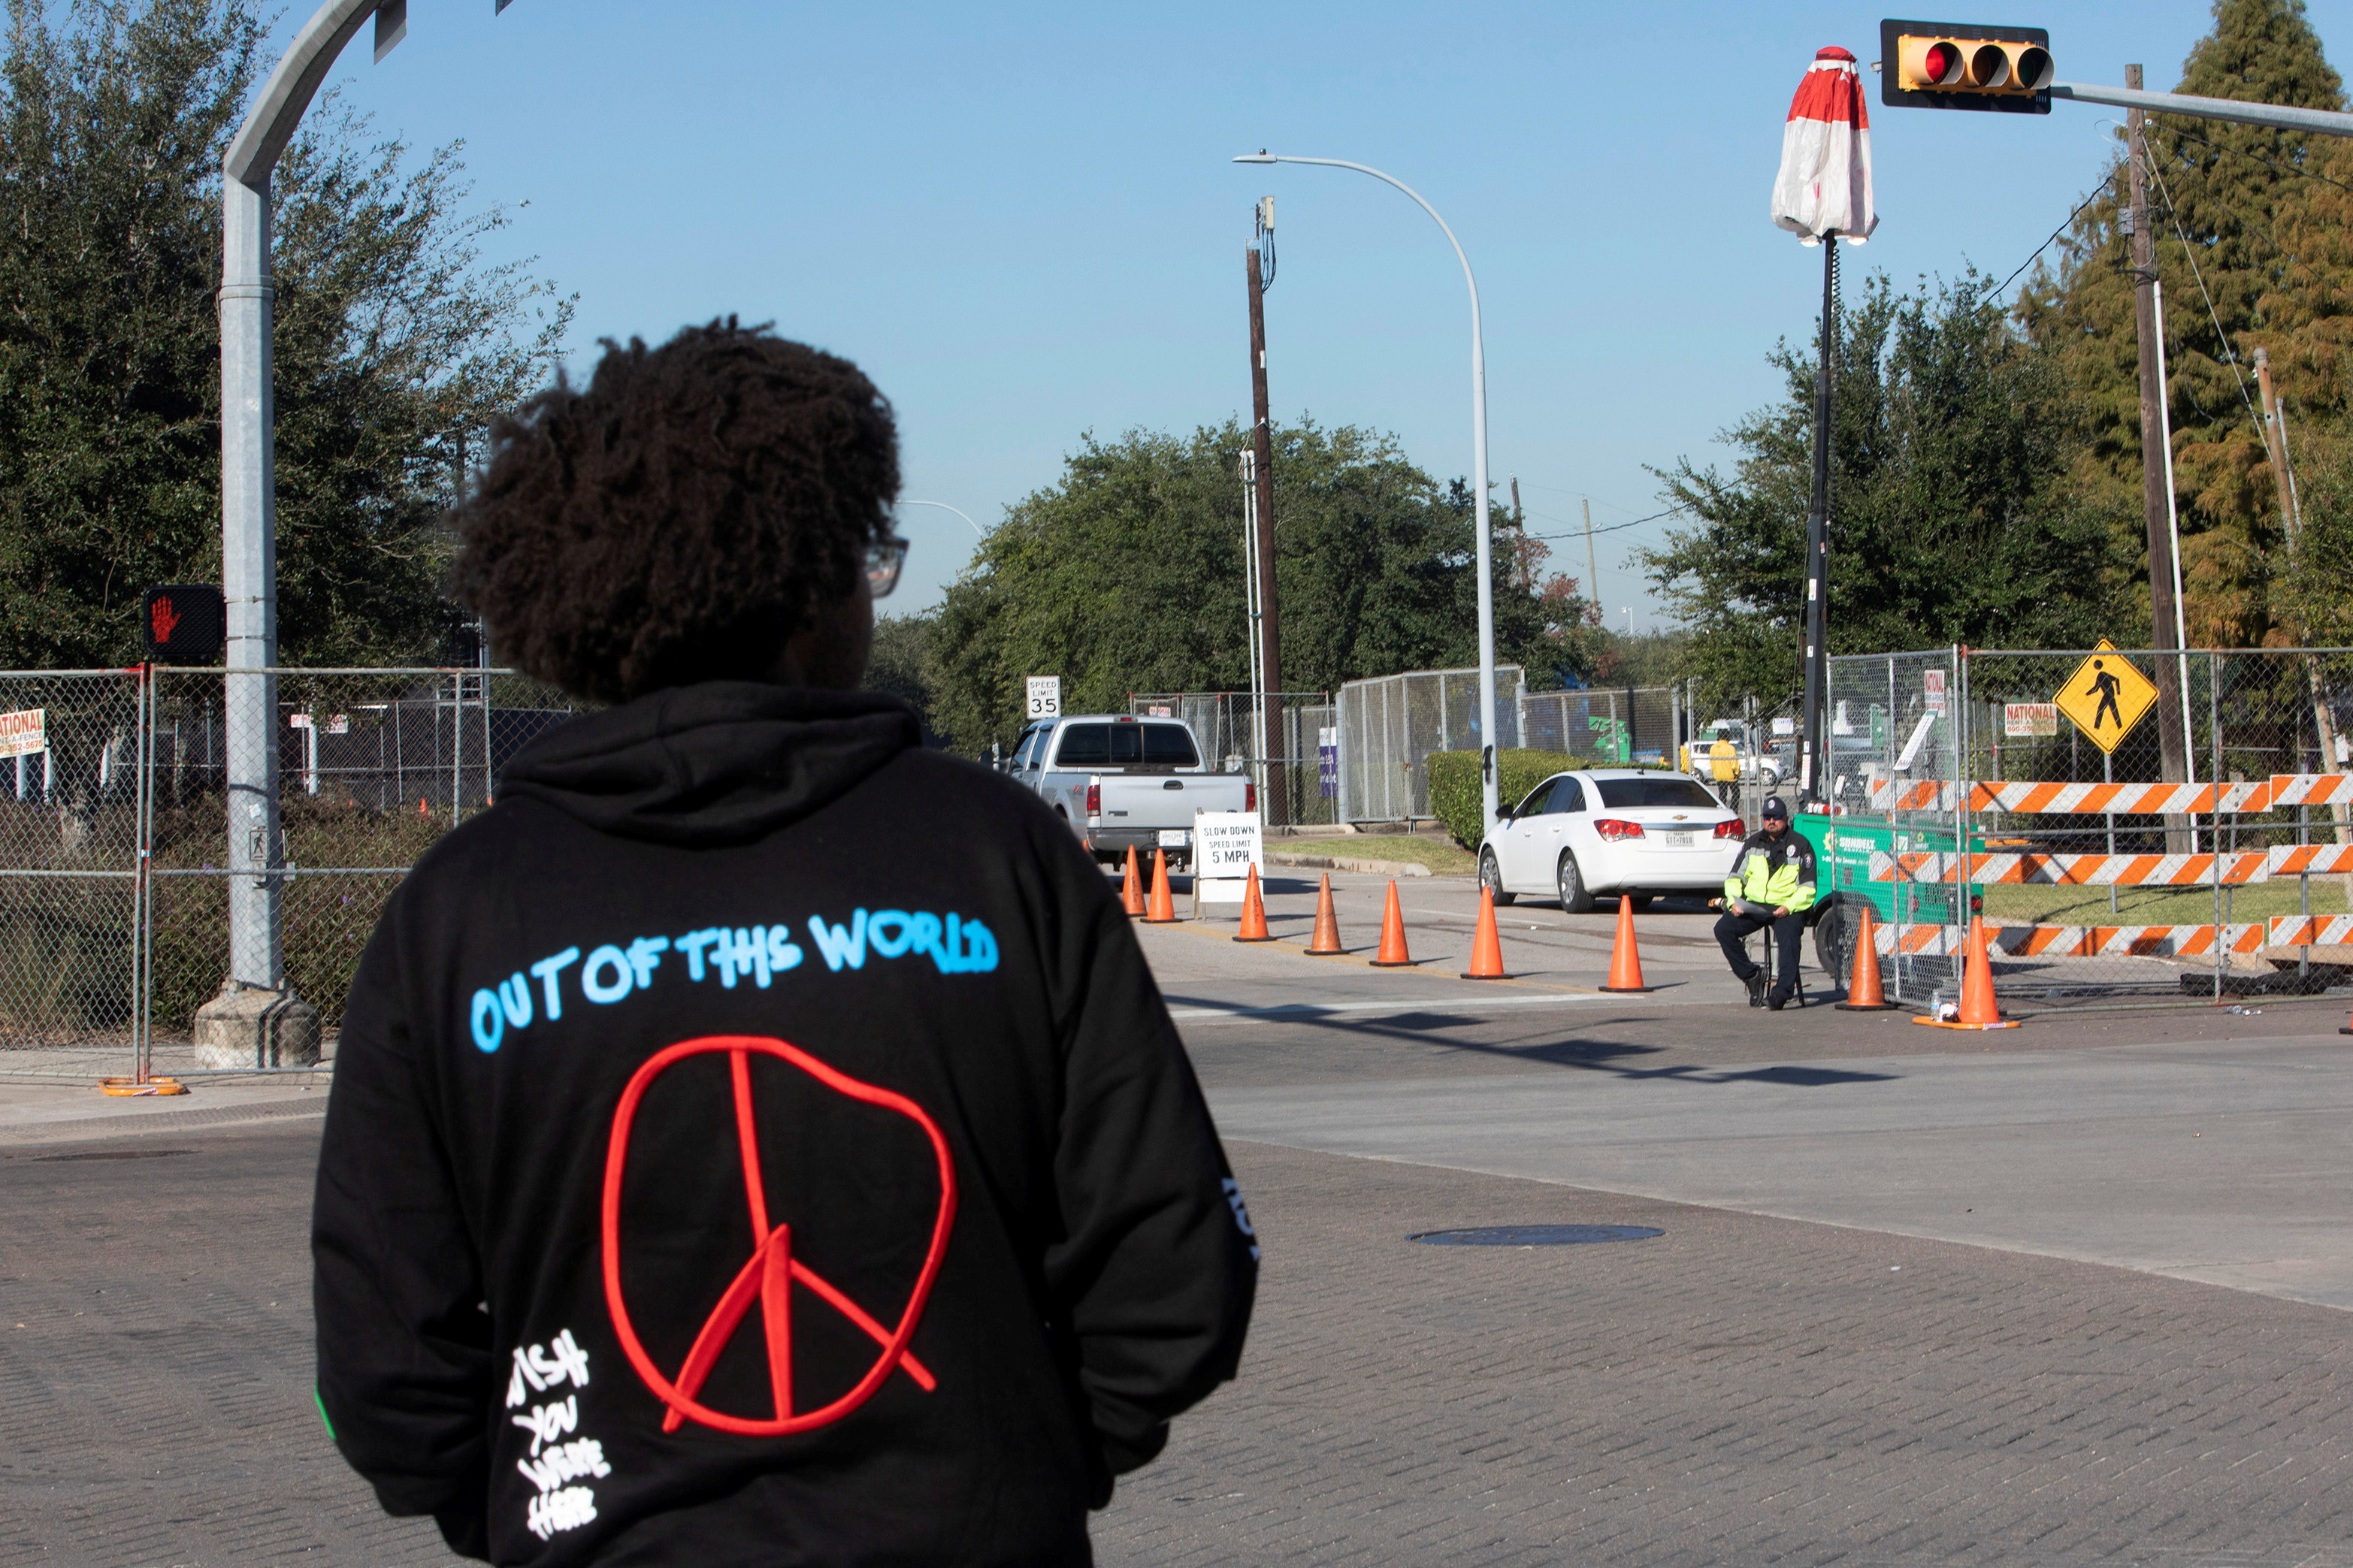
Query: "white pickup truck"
1005 714 1254 870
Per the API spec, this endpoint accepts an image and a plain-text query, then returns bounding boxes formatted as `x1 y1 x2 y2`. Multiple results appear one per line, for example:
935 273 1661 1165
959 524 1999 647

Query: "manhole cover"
1408 1224 1662 1246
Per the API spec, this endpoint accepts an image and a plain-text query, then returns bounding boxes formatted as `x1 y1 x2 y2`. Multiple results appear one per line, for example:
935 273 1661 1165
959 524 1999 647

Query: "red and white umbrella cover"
1771 46 1877 245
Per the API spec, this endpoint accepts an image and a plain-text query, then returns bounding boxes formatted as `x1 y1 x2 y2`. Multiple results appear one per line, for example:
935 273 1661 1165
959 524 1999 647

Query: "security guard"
1709 795 1816 1010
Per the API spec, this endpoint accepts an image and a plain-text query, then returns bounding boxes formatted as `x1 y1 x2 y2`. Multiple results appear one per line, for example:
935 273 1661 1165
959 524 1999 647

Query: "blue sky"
297 1 2351 630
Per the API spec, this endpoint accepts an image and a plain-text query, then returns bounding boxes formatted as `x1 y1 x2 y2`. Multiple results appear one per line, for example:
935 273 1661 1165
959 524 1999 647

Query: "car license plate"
1662 832 1693 847
1159 829 1190 847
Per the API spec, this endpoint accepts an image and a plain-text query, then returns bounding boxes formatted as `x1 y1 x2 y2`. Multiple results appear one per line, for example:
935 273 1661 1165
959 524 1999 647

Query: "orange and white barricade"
1880 921 2265 959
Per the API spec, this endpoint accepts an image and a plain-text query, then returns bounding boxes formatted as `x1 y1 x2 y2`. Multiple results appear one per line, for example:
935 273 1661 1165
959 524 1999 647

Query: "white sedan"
1477 769 1746 913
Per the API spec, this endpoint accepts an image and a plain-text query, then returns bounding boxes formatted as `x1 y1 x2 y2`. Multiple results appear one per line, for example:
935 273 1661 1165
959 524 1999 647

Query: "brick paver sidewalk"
1096 1139 2353 1567
5 1120 2348 1565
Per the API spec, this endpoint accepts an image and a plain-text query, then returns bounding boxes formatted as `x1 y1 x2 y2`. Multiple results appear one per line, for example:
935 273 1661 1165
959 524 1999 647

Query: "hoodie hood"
496 681 921 846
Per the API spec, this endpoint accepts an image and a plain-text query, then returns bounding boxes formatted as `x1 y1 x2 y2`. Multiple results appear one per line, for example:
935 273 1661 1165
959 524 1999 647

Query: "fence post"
2211 651 2223 997
1953 645 1968 969
133 665 152 1084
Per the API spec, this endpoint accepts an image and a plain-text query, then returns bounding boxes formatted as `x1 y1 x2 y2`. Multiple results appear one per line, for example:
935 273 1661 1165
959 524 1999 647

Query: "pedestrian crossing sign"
2053 639 2157 754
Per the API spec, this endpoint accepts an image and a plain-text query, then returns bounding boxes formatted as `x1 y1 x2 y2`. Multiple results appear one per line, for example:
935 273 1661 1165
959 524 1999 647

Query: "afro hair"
452 319 899 703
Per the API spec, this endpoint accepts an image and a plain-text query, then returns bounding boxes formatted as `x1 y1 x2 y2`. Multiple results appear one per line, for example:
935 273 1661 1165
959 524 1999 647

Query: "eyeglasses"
865 535 909 599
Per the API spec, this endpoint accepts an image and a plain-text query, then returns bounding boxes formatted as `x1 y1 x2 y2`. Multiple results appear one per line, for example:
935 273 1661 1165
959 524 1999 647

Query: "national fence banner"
1772 46 1878 245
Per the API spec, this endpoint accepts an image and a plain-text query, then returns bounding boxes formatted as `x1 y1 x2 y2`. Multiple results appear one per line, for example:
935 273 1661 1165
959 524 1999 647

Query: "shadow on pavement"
1164 998 1900 1087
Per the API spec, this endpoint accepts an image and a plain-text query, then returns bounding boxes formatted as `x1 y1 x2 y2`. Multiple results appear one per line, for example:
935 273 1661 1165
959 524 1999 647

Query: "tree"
926 419 1601 752
1642 270 2121 712
0 0 568 669
2022 0 2345 647
863 612 940 738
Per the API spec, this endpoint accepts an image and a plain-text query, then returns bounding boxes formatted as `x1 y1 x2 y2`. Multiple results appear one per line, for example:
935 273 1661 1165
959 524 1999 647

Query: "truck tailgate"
1092 773 1249 830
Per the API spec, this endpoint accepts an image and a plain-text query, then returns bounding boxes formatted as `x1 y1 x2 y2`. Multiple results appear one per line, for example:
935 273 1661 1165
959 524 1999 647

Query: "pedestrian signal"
1879 20 2052 114
141 585 225 663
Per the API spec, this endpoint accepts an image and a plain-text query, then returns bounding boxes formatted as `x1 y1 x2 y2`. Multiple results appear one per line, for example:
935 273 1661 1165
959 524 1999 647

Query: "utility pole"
2128 65 2194 818
2256 348 2348 818
1245 198 1285 825
1509 474 1523 579
1581 497 1599 613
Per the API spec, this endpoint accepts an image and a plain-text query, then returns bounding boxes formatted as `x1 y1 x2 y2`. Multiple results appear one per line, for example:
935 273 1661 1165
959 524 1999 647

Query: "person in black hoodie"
312 321 1257 1565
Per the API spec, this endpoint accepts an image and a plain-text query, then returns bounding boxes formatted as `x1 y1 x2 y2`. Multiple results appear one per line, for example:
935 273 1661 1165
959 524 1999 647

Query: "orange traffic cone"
1305 874 1344 955
1234 865 1274 942
1142 849 1178 923
1834 902 1895 1011
1598 893 1655 992
419 797 429 817
1369 881 1414 966
1914 917 2019 1030
1121 846 1145 917
1462 885 1508 979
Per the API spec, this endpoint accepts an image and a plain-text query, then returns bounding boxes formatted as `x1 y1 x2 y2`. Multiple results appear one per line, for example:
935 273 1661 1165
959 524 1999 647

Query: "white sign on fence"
1923 669 1948 714
2004 702 2058 738
1026 676 1061 720
0 708 44 758
1192 810 1263 907
288 712 313 730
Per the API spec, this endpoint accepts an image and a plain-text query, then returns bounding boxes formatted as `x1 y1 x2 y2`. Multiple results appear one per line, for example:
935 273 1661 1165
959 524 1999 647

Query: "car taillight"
1245 781 1257 812
1086 781 1099 815
1593 818 1645 841
1712 818 1744 839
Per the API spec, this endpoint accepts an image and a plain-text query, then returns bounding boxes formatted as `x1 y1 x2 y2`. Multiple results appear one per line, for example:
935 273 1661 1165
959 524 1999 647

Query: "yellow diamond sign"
2054 639 2157 754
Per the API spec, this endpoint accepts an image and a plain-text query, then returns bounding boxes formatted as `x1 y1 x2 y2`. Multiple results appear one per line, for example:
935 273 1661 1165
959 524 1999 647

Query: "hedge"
1423 749 1583 850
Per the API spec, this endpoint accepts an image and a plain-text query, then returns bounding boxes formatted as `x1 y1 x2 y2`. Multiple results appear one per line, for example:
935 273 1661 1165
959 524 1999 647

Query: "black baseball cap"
1760 795 1790 820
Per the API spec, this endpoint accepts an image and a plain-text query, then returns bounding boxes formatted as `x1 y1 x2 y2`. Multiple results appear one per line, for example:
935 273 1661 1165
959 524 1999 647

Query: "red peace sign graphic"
600 1035 957 1437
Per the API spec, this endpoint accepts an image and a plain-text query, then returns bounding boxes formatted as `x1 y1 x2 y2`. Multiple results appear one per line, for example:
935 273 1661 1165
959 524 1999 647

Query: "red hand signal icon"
600 1035 957 1437
150 596 181 645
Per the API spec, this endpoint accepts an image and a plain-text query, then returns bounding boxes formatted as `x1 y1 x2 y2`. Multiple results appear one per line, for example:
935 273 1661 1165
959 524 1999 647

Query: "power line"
1983 177 2116 304
1522 504 1686 542
2143 153 2267 442
2151 121 2353 198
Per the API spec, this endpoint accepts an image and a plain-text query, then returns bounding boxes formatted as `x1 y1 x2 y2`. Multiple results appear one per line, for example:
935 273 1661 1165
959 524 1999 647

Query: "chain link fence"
1517 685 1679 768
1823 645 2353 1012
1129 691 1337 826
0 666 582 1078
1335 668 1688 826
1336 666 1527 825
0 671 147 1076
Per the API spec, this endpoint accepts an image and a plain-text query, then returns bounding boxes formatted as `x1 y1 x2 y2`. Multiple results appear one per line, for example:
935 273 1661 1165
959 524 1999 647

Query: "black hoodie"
312 683 1257 1566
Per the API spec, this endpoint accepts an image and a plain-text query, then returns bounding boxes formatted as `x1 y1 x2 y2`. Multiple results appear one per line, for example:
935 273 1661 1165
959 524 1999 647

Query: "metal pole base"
192 977 322 1069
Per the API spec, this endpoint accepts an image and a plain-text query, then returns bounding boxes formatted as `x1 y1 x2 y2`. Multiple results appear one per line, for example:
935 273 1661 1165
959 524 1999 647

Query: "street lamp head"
1232 151 1278 164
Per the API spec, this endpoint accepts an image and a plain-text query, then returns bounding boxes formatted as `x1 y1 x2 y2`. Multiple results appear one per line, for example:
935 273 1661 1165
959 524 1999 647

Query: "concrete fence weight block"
193 980 322 1069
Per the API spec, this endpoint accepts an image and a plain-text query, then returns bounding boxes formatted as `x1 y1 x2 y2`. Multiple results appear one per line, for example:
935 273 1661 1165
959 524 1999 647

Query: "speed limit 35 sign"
1025 677 1060 720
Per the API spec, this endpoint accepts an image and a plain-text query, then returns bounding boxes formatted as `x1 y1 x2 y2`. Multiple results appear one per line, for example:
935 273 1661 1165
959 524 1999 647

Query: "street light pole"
201 0 516 1068
1232 153 1502 838
897 499 986 536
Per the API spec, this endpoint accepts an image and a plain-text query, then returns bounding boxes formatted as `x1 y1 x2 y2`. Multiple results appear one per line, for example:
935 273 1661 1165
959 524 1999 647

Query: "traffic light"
1880 20 2052 114
142 585 225 663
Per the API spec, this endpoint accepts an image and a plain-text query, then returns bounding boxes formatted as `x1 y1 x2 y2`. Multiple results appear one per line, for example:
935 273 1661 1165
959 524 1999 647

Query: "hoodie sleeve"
311 915 496 1560
1036 843 1257 1494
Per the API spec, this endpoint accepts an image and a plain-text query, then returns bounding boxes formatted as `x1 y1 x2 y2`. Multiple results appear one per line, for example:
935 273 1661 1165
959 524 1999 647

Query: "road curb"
1266 850 1441 878
0 1092 329 1148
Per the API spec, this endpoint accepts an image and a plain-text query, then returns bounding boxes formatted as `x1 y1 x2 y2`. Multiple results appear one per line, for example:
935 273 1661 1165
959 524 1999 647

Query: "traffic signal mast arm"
2047 80 2353 140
